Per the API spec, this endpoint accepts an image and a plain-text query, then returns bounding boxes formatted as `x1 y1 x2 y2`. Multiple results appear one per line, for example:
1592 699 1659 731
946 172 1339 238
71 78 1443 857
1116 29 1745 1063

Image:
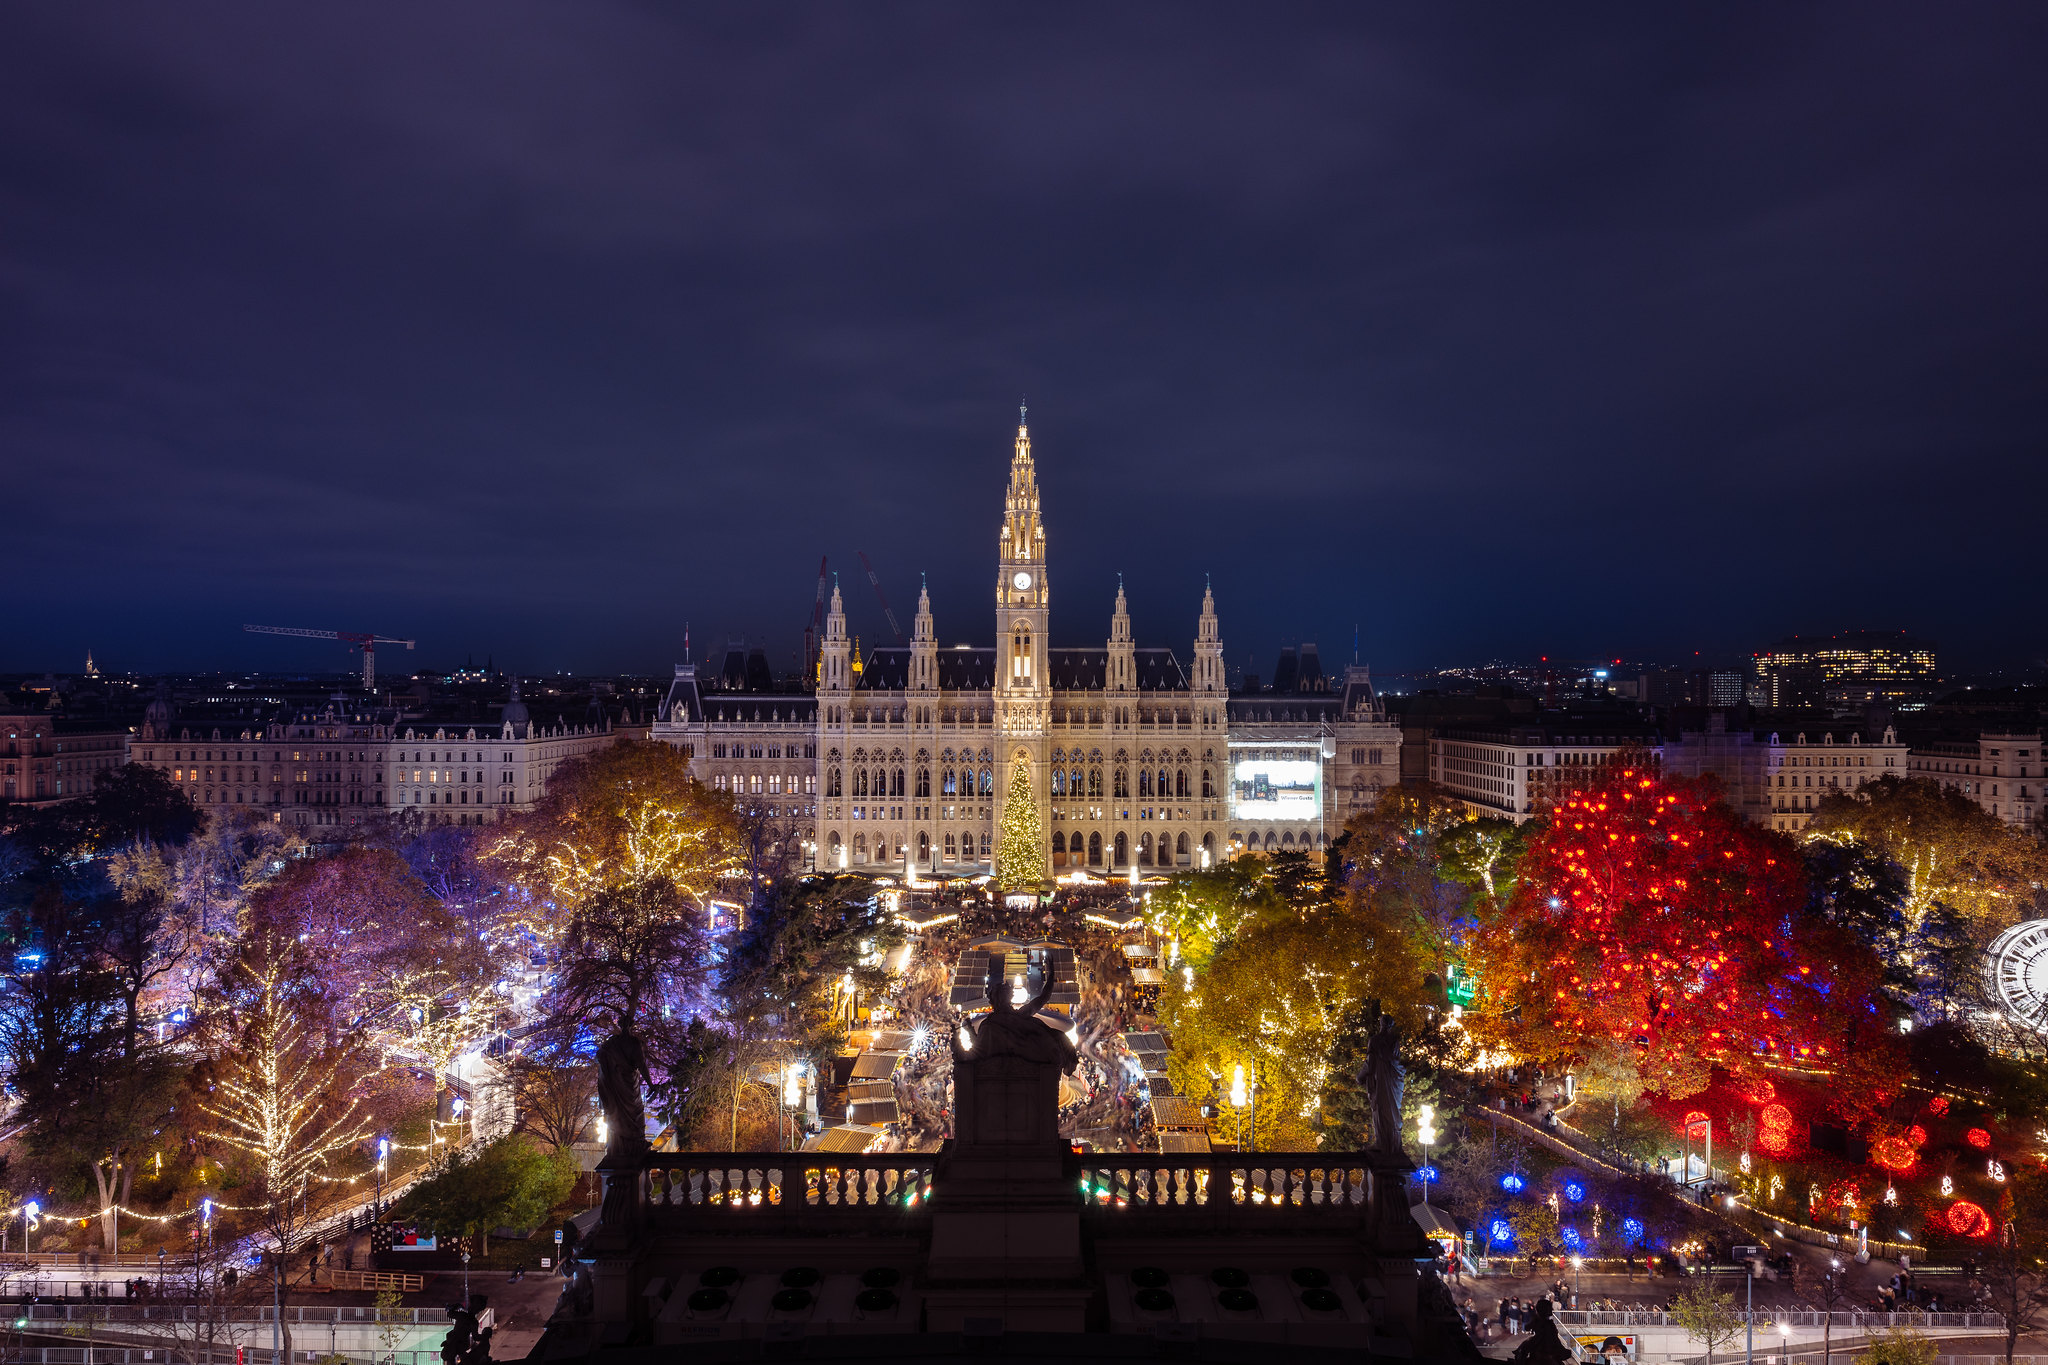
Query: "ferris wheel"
1984 920 2048 1032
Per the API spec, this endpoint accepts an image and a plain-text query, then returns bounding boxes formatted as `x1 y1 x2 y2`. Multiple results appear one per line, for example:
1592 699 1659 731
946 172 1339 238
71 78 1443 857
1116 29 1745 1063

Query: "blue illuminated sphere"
1413 1165 1439 1184
1564 1181 1586 1203
1490 1219 1514 1243
1622 1218 1645 1240
1501 1174 1526 1193
1560 1226 1582 1249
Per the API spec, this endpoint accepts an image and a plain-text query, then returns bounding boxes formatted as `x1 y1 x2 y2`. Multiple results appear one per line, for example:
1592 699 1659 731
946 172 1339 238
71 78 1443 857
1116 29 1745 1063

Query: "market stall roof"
1130 967 1166 985
948 935 1081 1011
1151 1097 1208 1131
1121 1031 1170 1058
1120 943 1156 958
1412 1203 1462 1240
869 1030 916 1053
850 1052 904 1080
846 1079 896 1104
805 1125 885 1154
1158 1132 1212 1154
1145 1074 1177 1097
847 1100 901 1126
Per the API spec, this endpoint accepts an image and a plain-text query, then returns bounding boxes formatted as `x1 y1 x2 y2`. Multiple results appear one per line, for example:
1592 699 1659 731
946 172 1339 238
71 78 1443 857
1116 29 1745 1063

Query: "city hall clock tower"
994 406 1051 887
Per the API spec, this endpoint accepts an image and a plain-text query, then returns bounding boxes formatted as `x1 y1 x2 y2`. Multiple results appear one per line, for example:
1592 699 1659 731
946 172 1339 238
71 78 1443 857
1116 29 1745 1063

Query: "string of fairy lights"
3 1115 469 1232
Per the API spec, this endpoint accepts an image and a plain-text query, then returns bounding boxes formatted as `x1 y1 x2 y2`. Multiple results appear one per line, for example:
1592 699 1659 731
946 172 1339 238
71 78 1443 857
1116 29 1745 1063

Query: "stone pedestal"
923 1049 1090 1331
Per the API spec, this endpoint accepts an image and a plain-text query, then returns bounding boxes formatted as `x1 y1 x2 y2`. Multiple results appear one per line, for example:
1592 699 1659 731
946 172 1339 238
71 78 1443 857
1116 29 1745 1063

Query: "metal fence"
13 1307 454 1327
0 1350 445 1365
1555 1308 2005 1331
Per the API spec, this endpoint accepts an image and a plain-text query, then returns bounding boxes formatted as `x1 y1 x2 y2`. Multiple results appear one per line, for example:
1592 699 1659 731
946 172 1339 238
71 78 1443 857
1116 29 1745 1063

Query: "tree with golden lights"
995 761 1044 890
487 742 744 946
201 930 375 1360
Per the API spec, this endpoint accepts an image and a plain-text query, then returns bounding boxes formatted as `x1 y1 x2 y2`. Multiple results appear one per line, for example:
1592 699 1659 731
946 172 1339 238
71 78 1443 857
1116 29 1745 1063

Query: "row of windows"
710 742 818 760
712 773 817 794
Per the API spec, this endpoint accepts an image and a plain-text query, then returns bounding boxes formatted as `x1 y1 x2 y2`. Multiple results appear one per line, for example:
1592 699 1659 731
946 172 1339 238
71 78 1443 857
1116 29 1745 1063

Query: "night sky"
6 6 2046 680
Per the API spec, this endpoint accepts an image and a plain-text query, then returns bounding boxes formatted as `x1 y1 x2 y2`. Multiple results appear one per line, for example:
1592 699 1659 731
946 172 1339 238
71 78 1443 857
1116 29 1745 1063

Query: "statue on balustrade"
596 1025 652 1157
1358 1000 1405 1158
967 953 1078 1074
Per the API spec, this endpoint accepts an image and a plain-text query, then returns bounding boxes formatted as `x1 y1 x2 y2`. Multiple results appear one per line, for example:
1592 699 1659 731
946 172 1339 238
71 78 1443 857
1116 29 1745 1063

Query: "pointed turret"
821 577 851 694
910 575 938 691
1107 578 1134 692
1194 578 1224 695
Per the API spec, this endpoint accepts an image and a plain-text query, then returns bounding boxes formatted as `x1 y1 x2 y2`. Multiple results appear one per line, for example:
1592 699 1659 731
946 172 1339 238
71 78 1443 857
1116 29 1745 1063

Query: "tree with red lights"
1472 753 1899 1110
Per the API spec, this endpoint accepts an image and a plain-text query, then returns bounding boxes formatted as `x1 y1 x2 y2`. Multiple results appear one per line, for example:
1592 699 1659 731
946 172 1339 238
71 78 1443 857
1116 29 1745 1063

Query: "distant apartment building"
1751 631 1938 709
1641 668 1746 709
129 678 620 830
1662 715 1905 833
1 713 130 806
1428 715 1662 822
1905 730 2042 829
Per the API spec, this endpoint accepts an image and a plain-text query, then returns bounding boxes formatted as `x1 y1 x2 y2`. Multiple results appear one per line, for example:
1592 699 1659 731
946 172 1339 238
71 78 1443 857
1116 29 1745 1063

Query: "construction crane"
801 555 828 683
857 551 906 645
243 623 416 691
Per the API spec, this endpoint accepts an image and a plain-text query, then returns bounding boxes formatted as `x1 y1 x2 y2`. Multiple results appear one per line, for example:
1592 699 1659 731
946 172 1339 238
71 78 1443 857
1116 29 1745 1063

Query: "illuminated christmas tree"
1472 752 1899 1112
996 761 1045 890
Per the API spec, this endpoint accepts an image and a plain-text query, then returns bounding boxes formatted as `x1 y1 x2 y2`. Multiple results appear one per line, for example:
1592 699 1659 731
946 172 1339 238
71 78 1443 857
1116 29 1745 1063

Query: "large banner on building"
1229 751 1319 821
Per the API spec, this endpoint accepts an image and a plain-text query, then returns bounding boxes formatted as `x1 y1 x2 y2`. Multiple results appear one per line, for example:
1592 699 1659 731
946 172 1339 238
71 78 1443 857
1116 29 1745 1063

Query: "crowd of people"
863 889 1176 1155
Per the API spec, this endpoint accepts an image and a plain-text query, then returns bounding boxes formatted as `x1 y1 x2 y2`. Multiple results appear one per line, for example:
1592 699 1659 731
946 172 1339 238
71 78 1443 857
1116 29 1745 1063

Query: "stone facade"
128 677 618 830
0 714 129 806
1905 730 2043 829
649 414 1401 874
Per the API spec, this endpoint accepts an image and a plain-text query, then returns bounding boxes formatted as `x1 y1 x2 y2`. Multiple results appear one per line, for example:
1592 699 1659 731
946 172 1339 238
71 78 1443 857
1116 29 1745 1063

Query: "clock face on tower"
1012 571 1033 591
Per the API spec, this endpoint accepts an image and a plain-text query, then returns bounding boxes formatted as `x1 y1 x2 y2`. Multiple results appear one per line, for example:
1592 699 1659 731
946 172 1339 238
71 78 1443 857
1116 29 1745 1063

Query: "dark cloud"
4 4 2045 676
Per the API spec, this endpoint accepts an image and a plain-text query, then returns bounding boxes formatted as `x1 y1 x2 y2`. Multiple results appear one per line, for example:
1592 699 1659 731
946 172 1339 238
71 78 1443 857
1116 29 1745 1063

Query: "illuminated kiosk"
538 1032 1477 1362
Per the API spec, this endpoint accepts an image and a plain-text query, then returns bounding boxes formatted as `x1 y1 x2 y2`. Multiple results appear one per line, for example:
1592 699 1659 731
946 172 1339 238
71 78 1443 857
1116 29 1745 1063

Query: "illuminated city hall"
651 412 1401 875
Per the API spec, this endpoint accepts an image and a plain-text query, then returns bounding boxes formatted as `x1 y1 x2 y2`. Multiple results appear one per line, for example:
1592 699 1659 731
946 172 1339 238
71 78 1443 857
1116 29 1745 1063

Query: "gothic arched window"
1087 768 1102 798
1051 769 1065 796
891 767 906 797
915 767 930 798
1138 769 1152 798
1201 768 1214 799
1114 767 1129 799
852 768 868 797
1088 832 1103 865
1176 768 1190 799
979 767 992 796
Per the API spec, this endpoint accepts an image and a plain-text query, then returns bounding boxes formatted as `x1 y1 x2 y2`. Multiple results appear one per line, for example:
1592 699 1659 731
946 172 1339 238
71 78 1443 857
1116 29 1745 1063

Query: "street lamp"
1570 1254 1582 1301
375 1138 389 1218
1417 1104 1438 1207
783 1062 806 1151
1229 1065 1249 1152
